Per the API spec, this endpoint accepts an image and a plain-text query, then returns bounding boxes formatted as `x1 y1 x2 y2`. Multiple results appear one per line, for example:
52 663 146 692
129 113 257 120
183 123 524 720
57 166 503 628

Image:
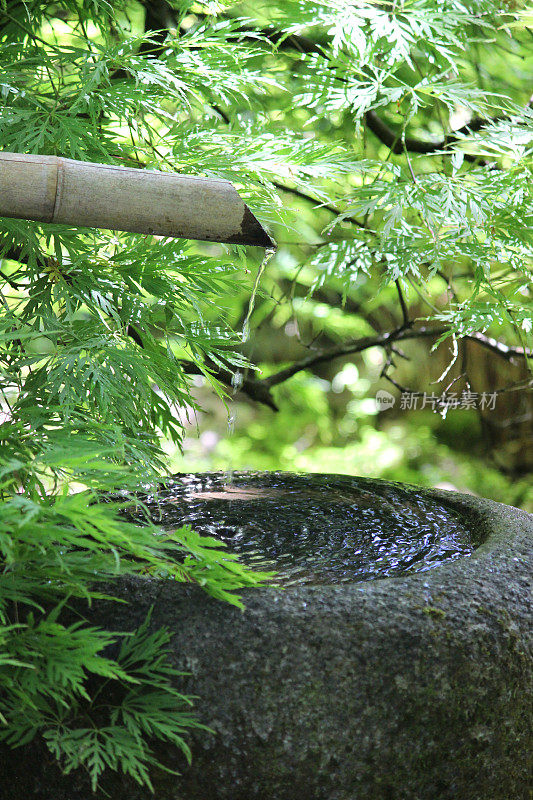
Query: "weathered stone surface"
3 484 532 800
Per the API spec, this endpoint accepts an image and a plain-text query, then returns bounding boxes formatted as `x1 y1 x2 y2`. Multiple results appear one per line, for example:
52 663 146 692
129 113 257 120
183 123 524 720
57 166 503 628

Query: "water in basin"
137 472 474 586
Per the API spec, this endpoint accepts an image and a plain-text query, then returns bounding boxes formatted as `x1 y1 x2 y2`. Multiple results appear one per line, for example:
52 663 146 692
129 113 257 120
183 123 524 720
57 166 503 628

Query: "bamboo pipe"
0 151 274 247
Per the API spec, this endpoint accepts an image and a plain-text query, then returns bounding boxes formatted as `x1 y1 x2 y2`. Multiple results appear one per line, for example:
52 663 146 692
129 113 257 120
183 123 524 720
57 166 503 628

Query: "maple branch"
261 327 532 390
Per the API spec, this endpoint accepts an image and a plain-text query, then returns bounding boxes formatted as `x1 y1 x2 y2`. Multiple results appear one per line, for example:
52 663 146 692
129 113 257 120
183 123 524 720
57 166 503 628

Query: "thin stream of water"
226 246 277 485
241 246 277 344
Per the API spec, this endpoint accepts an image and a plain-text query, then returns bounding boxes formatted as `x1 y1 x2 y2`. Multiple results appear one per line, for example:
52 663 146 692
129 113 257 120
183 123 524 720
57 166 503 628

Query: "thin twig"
395 280 410 327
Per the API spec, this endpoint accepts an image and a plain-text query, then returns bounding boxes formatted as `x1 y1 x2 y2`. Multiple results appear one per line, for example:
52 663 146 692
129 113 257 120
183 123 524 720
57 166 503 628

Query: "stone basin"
4 474 532 800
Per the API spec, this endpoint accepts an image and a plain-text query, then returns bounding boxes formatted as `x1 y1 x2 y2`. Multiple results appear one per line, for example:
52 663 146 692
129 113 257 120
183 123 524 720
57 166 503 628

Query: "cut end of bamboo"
229 205 276 249
0 152 275 248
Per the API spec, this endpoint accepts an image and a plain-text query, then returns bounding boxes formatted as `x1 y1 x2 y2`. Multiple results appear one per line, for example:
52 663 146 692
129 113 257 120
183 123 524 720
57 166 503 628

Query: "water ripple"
135 472 474 586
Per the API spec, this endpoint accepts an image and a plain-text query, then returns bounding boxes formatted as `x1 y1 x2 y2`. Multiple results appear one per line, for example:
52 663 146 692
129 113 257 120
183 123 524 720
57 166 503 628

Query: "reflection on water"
137 472 474 586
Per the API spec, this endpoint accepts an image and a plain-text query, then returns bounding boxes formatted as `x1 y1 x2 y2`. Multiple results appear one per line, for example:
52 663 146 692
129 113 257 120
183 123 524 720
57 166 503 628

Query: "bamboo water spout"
0 152 274 247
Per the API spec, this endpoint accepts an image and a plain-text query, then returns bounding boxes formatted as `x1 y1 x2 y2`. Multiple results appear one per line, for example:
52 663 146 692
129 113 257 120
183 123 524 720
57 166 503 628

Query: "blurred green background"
164 272 533 511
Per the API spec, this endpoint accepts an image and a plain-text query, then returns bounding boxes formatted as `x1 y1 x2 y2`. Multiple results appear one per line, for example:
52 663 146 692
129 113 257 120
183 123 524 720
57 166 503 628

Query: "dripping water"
242 246 277 344
224 369 243 486
225 246 277 486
